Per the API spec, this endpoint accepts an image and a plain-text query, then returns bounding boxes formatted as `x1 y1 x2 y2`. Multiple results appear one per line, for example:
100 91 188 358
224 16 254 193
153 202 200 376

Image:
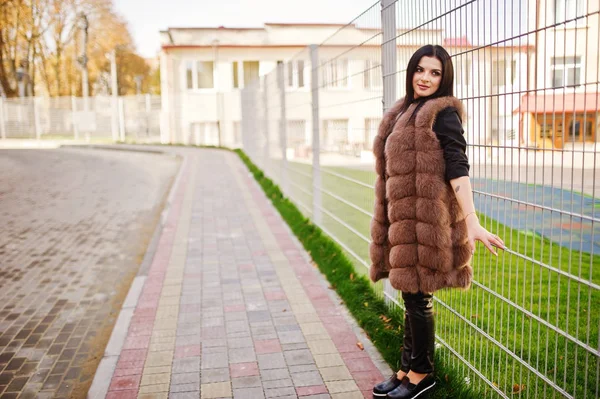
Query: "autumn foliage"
0 0 156 97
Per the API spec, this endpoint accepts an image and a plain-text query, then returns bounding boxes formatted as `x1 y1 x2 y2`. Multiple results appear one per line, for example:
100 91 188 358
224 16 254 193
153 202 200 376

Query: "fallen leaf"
282 309 287 312
356 342 364 350
512 383 526 393
350 273 354 280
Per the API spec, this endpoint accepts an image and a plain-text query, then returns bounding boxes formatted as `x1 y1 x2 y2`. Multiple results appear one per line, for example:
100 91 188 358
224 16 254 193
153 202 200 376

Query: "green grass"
284 161 599 398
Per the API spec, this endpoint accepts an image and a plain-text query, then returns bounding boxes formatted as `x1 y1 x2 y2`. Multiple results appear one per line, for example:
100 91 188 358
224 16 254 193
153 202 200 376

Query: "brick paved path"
96 148 390 399
0 148 179 398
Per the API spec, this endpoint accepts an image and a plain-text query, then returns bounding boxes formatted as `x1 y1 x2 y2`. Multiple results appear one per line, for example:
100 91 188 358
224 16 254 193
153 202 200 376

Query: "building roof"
515 92 600 114
159 23 443 49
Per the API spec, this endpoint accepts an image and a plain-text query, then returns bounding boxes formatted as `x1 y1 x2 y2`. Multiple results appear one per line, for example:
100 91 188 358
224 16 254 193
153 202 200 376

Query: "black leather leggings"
399 291 435 374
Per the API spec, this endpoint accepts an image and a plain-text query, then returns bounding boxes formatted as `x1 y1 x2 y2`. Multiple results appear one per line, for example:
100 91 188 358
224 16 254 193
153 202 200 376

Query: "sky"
114 0 378 58
114 0 528 59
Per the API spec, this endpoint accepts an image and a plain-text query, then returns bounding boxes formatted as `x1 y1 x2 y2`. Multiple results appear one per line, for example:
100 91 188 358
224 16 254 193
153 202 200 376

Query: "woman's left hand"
466 216 505 256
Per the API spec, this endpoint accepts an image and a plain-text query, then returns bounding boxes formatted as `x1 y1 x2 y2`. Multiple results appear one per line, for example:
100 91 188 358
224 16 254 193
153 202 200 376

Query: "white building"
517 0 600 151
159 23 531 157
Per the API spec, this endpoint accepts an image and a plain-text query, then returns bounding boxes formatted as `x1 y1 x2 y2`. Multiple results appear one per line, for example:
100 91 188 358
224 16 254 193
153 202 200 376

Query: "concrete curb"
60 143 168 155
86 149 187 399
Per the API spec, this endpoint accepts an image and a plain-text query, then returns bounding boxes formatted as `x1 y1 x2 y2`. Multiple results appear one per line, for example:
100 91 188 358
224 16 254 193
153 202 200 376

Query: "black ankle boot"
372 373 405 398
386 373 436 399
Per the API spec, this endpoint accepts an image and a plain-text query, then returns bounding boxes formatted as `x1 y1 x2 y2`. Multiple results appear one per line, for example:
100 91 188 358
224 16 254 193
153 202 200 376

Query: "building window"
363 60 382 89
364 118 380 150
555 0 584 23
455 58 471 87
185 61 194 89
322 119 349 151
233 62 240 88
287 120 306 147
287 60 305 88
197 61 214 89
492 60 506 87
184 61 214 90
492 59 518 87
276 60 284 89
243 61 260 87
551 56 582 87
321 59 349 89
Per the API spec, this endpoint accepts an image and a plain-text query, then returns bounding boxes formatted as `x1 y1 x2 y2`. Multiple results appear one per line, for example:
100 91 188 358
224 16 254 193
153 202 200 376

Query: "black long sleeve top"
431 106 470 182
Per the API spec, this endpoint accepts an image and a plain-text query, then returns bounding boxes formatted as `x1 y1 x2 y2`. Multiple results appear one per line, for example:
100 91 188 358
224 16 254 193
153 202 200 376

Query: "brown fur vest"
369 96 473 293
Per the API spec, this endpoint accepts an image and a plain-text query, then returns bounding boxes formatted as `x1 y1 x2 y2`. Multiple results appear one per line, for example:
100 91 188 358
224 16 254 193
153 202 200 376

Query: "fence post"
276 61 289 193
111 97 119 142
0 97 5 140
310 45 322 225
381 0 398 113
33 97 41 140
145 94 151 137
71 96 79 140
262 75 269 164
381 0 398 304
118 97 125 142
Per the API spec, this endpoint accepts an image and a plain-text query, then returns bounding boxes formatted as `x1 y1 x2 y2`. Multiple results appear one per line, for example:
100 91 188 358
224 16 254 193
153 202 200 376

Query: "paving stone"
260 367 290 382
172 358 201 374
169 392 201 399
228 346 256 363
289 364 318 374
277 331 306 345
201 381 232 398
201 368 230 384
170 382 200 393
262 378 294 389
172 372 200 385
313 354 344 368
257 353 286 370
325 380 360 394
264 386 297 398
319 366 353 382
232 375 262 389
230 386 265 399
291 371 324 387
202 353 230 369
330 392 362 399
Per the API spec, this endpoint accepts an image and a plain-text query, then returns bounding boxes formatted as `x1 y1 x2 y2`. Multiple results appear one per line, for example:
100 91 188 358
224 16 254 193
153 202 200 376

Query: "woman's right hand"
466 214 505 256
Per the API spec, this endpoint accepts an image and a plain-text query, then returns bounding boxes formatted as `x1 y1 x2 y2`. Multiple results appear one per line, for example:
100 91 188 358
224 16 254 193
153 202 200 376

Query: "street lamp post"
16 60 30 98
77 13 90 111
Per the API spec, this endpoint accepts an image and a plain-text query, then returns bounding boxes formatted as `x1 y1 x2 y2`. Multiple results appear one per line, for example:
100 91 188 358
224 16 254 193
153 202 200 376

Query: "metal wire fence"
0 95 162 142
240 0 600 398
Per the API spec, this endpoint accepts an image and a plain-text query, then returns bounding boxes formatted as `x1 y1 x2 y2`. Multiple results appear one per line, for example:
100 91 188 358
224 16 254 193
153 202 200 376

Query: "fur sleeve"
369 99 404 283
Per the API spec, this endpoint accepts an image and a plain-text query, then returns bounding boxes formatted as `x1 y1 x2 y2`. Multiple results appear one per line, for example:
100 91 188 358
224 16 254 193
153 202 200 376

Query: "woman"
369 45 505 399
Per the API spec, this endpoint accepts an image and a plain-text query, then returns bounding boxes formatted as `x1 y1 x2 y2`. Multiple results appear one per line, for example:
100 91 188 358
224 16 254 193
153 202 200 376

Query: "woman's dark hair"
398 45 454 114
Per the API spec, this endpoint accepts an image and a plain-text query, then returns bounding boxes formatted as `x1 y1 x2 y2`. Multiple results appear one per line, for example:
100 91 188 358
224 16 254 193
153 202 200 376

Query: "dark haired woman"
370 45 505 399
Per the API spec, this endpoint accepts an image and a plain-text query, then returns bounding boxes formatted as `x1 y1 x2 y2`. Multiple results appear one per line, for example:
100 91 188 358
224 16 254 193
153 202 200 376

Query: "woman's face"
412 56 443 99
